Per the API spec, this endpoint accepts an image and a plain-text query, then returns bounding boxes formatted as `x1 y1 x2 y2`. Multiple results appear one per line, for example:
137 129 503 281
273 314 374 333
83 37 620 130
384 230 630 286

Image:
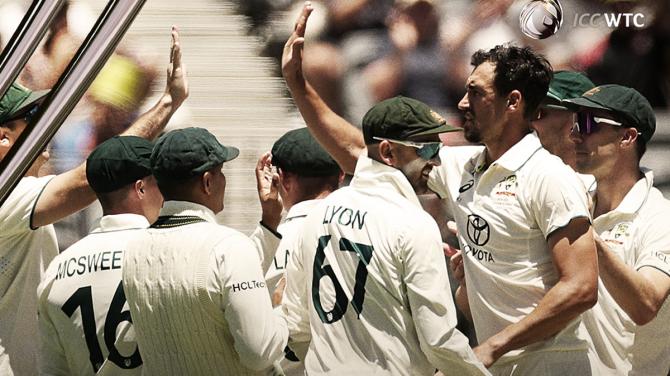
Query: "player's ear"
202 171 213 195
134 179 145 199
620 127 638 150
506 90 521 113
378 140 395 166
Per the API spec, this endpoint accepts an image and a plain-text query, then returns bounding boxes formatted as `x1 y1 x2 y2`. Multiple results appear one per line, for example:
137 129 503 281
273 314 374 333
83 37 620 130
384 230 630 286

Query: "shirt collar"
465 132 543 174
90 214 150 233
495 132 543 171
610 168 654 215
350 155 421 208
159 200 219 224
286 199 321 221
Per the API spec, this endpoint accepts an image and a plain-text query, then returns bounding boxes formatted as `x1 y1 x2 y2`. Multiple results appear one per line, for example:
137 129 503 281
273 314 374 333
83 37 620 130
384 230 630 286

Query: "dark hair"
282 170 340 200
156 164 222 200
471 44 553 120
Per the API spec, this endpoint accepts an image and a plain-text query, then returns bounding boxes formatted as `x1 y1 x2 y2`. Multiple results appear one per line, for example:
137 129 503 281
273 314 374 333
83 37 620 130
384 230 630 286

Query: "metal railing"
0 0 147 206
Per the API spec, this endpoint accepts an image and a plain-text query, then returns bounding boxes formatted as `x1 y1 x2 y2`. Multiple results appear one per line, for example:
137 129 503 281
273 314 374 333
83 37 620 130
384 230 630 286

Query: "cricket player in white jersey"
0 27 187 376
37 136 161 375
122 127 288 375
255 127 342 375
281 5 598 374
282 95 489 375
565 85 670 375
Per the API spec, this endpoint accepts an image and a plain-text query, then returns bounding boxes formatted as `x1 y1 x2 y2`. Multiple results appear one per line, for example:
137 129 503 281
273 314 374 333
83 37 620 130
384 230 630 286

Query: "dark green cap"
86 136 153 193
271 128 341 177
542 71 595 110
151 127 239 181
564 84 656 143
362 96 460 144
0 83 49 124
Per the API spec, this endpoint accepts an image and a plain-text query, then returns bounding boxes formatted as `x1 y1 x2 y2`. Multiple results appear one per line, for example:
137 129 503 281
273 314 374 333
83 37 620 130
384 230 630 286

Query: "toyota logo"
467 214 490 246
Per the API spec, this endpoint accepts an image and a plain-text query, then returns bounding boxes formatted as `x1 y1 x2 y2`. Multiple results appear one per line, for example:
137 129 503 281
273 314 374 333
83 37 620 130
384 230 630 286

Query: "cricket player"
530 70 595 170
0 27 187 376
281 4 598 374
565 85 670 375
254 127 342 375
122 127 288 375
282 96 489 375
37 136 161 375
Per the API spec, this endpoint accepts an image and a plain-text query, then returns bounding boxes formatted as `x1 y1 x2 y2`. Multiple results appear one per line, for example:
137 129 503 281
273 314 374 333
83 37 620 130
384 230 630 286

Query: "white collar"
606 168 654 216
466 132 543 174
90 214 150 233
350 155 421 208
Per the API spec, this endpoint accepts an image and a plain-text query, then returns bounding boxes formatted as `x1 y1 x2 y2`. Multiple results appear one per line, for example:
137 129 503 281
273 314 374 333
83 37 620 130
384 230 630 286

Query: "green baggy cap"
86 136 153 193
271 127 341 177
542 71 595 110
564 84 656 143
151 127 239 181
0 83 49 124
362 96 460 144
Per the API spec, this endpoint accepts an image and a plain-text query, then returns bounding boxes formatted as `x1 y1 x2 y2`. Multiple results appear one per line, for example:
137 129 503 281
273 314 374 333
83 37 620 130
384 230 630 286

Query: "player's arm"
474 217 598 367
596 220 670 325
282 3 364 174
219 235 288 370
404 220 489 375
31 27 188 228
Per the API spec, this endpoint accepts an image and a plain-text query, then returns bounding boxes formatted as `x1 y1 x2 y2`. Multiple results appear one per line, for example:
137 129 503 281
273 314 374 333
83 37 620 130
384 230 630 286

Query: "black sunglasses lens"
417 143 441 160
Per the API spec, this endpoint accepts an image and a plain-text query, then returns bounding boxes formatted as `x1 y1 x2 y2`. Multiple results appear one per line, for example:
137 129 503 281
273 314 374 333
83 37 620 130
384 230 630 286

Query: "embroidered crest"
430 110 445 124
494 175 518 197
584 87 601 97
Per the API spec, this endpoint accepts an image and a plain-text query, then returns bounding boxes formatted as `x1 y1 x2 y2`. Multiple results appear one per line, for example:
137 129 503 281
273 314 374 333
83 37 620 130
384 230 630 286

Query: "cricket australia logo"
494 175 518 197
605 222 632 246
467 214 490 246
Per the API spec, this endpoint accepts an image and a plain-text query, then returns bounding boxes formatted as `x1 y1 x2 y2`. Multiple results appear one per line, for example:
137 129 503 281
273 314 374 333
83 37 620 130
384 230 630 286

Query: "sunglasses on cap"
373 137 441 160
572 112 625 135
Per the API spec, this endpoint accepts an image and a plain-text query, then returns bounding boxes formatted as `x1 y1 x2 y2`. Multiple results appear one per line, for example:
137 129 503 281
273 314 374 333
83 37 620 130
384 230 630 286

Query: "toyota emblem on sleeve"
467 214 490 246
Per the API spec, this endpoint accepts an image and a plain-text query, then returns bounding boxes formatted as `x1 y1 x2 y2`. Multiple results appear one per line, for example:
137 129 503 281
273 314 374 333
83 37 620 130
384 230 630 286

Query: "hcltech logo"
519 0 564 39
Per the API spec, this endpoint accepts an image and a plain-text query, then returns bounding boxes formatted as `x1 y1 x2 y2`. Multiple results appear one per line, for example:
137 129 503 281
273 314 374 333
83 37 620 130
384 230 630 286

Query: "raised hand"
165 26 188 111
281 2 314 87
255 152 283 230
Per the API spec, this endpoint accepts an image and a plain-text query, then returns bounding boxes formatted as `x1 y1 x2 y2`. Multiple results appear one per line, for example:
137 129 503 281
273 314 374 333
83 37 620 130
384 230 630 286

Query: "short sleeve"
634 213 670 277
528 166 590 237
0 175 54 234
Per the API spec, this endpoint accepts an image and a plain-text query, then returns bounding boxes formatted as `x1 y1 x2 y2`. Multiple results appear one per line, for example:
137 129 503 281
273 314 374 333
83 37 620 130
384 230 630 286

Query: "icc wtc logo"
519 0 564 39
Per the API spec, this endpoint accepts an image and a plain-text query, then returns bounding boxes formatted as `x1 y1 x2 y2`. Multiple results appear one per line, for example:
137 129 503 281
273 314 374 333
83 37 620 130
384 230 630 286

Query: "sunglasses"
573 113 624 135
373 137 442 160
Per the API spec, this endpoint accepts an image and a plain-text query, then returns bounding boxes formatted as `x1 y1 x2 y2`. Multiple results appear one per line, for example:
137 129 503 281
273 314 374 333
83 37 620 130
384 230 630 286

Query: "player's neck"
593 165 641 218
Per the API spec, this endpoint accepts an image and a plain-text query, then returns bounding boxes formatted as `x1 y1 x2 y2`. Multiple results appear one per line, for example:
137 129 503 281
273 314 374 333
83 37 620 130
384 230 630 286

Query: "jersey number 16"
61 281 142 372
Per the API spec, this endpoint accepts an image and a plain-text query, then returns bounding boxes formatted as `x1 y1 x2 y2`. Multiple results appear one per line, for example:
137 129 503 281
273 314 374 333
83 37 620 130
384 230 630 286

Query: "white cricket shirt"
0 175 58 376
429 133 592 365
265 199 322 376
38 214 148 375
282 155 488 376
122 201 288 376
583 169 670 375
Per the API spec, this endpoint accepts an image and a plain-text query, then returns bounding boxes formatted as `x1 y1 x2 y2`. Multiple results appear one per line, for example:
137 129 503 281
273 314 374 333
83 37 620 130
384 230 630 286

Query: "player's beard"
463 113 482 143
